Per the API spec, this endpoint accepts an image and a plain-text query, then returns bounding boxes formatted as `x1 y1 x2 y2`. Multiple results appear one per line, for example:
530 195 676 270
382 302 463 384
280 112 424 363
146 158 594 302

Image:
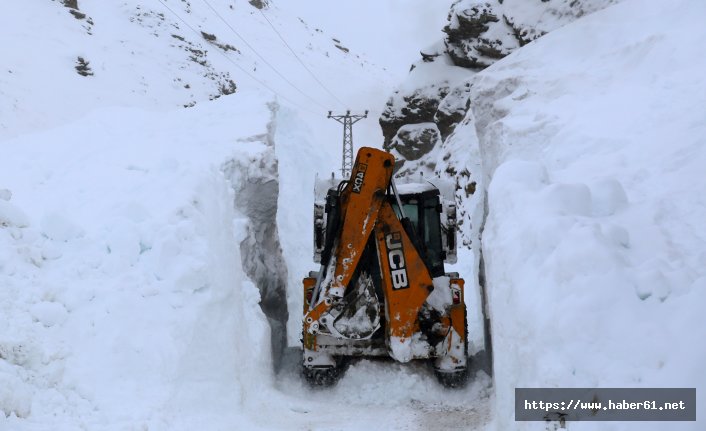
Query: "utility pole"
328 110 368 178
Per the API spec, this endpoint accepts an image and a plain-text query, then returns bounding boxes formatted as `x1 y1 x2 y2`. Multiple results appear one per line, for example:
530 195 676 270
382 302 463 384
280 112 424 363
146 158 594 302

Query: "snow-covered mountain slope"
0 0 392 142
455 0 706 429
276 0 454 82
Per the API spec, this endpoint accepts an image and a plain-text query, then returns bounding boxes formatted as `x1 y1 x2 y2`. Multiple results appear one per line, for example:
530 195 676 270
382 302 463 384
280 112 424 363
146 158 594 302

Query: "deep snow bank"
0 93 276 430
462 0 706 429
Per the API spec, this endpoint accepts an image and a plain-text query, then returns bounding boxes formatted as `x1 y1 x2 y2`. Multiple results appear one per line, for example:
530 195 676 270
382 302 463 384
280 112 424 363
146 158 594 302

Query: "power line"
155 0 320 116
258 8 347 110
199 0 329 112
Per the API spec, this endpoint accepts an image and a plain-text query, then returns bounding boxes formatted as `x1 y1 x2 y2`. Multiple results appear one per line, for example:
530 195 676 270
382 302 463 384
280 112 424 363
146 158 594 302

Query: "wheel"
302 366 339 387
302 363 345 387
434 367 469 388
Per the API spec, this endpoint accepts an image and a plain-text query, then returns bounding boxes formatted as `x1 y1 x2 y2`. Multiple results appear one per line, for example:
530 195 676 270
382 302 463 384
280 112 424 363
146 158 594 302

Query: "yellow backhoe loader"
301 147 469 387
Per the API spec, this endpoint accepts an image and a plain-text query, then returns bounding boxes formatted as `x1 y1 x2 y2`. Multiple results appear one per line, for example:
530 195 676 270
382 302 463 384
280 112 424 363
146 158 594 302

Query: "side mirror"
313 203 325 263
442 202 458 264
447 226 456 250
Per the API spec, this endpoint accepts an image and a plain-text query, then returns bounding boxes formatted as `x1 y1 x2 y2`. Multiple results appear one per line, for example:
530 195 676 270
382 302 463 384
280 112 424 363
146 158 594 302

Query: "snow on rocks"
389 122 443 171
444 0 620 69
380 50 472 148
380 0 622 187
435 80 472 140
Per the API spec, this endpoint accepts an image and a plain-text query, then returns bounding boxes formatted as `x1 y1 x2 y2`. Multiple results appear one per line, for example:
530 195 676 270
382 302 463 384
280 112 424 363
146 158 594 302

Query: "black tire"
434 367 469 389
302 361 347 387
302 366 338 387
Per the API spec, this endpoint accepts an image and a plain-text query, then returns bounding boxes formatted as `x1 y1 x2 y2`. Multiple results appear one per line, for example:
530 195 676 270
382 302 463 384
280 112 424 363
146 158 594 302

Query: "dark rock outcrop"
75 56 93 76
443 2 516 69
390 123 442 161
248 0 269 10
435 81 472 140
443 0 620 69
380 84 450 149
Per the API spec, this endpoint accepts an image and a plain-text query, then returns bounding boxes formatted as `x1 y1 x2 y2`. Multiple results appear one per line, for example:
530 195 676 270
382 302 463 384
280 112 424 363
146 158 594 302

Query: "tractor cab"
313 176 458 276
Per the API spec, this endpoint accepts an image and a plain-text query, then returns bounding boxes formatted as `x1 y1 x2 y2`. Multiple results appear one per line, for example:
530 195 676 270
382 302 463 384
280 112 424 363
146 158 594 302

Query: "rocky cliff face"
443 0 618 70
379 0 621 244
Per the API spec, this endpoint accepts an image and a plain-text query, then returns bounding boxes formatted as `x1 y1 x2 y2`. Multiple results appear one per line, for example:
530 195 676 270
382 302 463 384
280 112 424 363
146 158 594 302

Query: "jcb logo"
385 232 409 290
351 163 367 193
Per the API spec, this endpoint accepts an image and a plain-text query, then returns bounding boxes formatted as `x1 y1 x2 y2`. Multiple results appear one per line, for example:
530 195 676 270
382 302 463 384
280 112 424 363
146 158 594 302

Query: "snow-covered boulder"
380 85 446 148
443 0 518 69
390 123 442 162
435 80 472 140
379 45 471 148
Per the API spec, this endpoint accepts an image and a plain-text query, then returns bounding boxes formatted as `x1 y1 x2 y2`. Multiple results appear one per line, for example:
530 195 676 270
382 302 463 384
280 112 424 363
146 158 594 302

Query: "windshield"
423 197 444 276
391 194 445 277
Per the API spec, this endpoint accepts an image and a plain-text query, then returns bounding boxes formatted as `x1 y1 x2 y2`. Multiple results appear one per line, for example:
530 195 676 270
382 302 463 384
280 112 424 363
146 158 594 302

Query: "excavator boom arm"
304 148 394 324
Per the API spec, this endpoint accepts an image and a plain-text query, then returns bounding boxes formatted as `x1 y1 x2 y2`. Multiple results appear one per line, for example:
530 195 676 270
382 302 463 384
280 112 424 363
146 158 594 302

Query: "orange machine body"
302 147 468 384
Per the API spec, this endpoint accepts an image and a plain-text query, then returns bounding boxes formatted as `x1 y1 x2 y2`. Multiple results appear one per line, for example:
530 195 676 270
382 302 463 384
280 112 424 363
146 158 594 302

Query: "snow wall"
0 93 283 430
458 0 706 429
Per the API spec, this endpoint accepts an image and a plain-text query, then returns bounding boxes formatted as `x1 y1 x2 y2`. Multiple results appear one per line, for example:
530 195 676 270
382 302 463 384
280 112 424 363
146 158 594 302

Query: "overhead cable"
200 0 329 111
258 8 347 110
156 0 321 116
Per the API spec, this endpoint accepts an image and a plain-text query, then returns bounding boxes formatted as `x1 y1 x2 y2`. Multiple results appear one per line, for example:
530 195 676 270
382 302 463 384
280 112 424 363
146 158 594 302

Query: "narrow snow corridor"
232 174 289 373
253 104 494 430
221 108 291 374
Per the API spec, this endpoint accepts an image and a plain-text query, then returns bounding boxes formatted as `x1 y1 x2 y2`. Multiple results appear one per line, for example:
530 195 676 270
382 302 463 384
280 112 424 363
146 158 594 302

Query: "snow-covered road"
270 359 492 431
